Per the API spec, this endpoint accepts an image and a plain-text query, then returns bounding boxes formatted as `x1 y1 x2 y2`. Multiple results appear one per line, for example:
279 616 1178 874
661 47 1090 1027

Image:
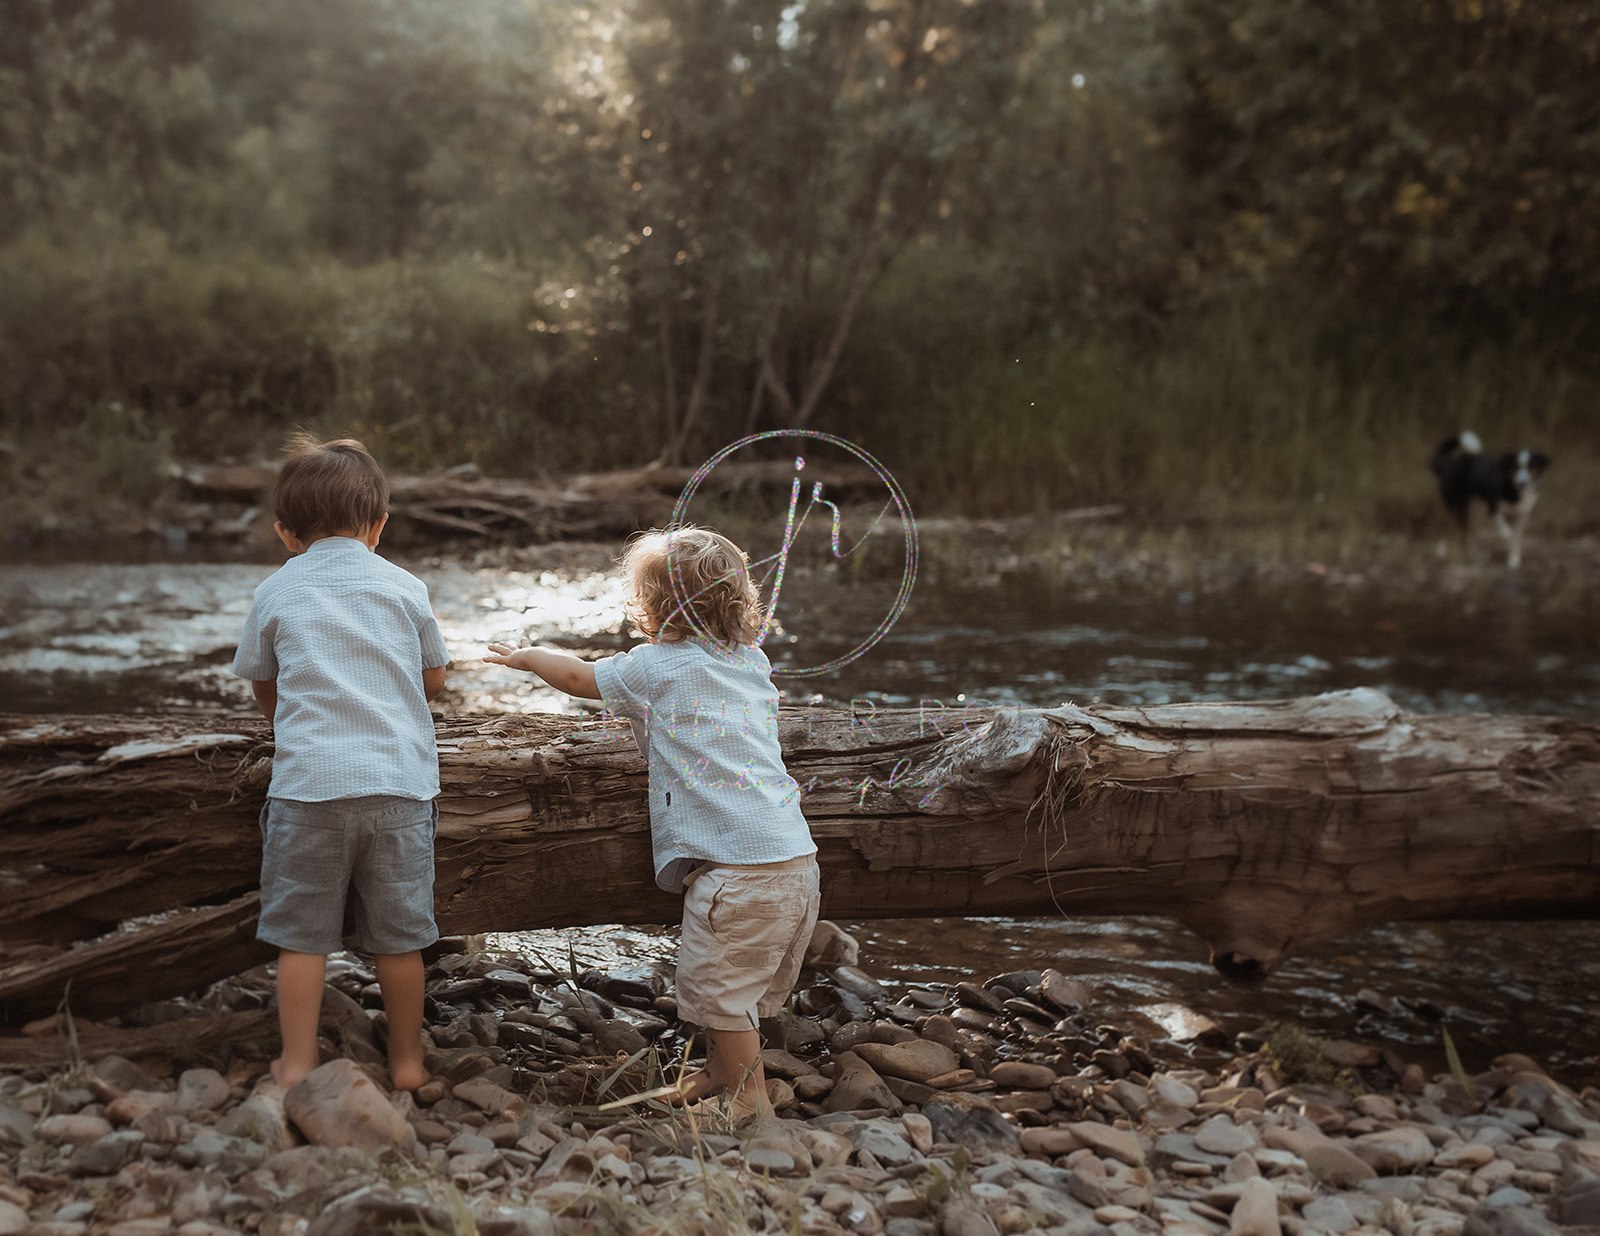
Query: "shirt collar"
304 536 371 555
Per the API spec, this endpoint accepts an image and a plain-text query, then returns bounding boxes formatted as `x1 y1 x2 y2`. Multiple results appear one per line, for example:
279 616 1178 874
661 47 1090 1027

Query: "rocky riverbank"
1 927 1597 1236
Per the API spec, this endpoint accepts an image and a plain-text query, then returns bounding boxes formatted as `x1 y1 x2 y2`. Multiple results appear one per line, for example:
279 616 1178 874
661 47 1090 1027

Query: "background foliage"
2 0 1596 532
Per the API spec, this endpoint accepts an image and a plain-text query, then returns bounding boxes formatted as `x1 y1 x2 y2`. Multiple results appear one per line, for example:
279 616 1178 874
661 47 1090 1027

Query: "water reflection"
4 552 1596 718
840 916 1600 1081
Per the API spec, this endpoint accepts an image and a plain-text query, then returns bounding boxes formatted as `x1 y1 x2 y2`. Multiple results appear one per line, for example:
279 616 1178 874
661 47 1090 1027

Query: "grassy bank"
2 250 1593 544
878 296 1599 537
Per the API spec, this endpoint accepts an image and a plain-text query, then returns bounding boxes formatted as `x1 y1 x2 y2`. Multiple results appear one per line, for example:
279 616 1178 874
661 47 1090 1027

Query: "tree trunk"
2 689 1596 1023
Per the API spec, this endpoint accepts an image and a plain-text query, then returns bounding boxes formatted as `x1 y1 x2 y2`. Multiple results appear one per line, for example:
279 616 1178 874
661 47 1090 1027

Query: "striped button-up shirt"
232 536 448 802
594 638 816 893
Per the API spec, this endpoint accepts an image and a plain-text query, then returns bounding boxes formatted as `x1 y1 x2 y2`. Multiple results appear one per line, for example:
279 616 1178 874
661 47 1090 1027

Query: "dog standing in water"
1430 431 1551 569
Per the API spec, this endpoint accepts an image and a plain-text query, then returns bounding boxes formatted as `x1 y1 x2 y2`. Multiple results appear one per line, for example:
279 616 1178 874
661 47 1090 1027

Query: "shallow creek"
1 546 1596 1082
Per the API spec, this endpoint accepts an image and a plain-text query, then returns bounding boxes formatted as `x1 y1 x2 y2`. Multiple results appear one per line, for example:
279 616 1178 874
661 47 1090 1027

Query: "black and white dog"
1430 431 1550 569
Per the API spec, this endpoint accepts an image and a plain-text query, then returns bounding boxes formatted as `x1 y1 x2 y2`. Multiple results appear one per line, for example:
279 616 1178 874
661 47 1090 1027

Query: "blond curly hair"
621 525 765 647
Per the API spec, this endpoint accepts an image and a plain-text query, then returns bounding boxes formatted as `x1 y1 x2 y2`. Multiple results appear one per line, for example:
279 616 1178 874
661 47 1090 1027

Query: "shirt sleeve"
413 593 450 669
593 645 655 722
230 592 278 681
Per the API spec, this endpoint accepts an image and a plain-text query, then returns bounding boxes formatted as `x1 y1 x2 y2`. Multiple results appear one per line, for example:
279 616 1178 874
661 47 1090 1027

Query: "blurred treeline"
2 0 1597 529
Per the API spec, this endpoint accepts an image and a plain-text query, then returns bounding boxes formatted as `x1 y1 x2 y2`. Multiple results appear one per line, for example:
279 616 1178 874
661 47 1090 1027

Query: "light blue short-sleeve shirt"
593 638 816 894
231 537 449 802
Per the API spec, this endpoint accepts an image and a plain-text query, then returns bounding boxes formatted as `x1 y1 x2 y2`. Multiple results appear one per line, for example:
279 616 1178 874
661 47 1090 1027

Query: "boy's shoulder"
255 548 429 597
366 552 431 593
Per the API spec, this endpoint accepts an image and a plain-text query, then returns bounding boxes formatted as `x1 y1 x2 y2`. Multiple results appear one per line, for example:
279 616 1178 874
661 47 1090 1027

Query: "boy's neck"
275 516 387 556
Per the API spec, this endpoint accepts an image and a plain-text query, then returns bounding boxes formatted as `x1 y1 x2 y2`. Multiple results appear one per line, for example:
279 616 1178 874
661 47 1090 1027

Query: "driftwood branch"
2 689 1597 1022
170 459 888 546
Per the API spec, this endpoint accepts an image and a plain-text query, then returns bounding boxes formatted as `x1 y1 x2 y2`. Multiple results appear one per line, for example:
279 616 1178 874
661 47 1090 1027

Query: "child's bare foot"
388 1050 429 1092
270 1056 316 1088
663 1067 718 1107
725 1083 775 1128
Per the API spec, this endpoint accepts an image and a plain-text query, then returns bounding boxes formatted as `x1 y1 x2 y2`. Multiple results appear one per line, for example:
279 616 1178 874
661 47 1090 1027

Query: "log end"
1209 948 1271 985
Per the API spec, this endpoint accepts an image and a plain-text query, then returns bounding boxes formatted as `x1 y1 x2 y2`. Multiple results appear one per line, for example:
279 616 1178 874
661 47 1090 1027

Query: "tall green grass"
880 295 1598 535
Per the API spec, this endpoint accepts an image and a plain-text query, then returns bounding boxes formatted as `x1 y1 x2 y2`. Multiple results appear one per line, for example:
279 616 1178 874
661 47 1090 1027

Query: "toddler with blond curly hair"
484 525 819 1121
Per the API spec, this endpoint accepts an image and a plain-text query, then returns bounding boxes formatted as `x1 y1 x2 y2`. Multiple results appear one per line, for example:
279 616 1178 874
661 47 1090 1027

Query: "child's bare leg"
374 950 428 1091
273 950 327 1086
706 1026 773 1122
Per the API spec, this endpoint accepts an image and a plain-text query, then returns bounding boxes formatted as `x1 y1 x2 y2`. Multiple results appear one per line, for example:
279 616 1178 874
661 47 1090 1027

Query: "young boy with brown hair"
483 525 820 1122
232 433 450 1089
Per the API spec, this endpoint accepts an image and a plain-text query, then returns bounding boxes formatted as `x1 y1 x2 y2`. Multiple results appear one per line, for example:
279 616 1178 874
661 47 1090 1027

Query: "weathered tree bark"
2 689 1597 1023
0 1010 280 1069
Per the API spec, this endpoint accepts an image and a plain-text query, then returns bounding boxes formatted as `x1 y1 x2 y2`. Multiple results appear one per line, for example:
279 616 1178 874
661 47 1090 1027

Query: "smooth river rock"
283 1060 412 1151
824 1051 902 1114
1229 1176 1282 1236
1351 1125 1436 1173
1261 1124 1377 1187
851 1039 959 1084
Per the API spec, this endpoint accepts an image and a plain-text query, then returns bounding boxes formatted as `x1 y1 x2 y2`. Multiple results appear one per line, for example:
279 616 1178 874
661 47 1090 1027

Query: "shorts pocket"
726 945 787 970
707 879 799 936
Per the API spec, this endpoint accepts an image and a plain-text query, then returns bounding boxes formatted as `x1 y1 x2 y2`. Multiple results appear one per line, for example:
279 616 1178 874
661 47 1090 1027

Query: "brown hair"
621 525 765 647
273 432 389 539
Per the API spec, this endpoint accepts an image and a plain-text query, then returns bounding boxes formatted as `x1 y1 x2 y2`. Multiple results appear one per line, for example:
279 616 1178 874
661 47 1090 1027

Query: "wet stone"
1038 969 1094 1013
922 1095 1018 1153
948 1008 1000 1036
989 1061 1057 1091
826 1052 903 1114
1001 998 1055 1025
761 1048 820 1079
955 983 1006 1015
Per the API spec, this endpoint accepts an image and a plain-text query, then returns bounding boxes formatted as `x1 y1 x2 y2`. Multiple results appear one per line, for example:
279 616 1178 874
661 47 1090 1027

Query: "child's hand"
483 639 537 671
482 639 604 699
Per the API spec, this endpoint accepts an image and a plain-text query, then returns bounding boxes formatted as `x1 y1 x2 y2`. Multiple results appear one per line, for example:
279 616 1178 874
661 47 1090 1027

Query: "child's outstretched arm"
483 642 602 700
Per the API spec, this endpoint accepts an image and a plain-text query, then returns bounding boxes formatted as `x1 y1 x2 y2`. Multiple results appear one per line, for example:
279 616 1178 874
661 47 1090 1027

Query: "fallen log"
2 689 1597 1023
0 1009 279 1070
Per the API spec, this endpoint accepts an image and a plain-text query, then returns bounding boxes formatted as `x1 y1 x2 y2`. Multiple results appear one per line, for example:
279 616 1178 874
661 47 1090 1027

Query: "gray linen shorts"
675 855 821 1032
257 796 440 956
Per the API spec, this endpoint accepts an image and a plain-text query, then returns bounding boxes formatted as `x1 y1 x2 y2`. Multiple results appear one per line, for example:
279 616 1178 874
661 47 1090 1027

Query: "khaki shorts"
675 855 821 1032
